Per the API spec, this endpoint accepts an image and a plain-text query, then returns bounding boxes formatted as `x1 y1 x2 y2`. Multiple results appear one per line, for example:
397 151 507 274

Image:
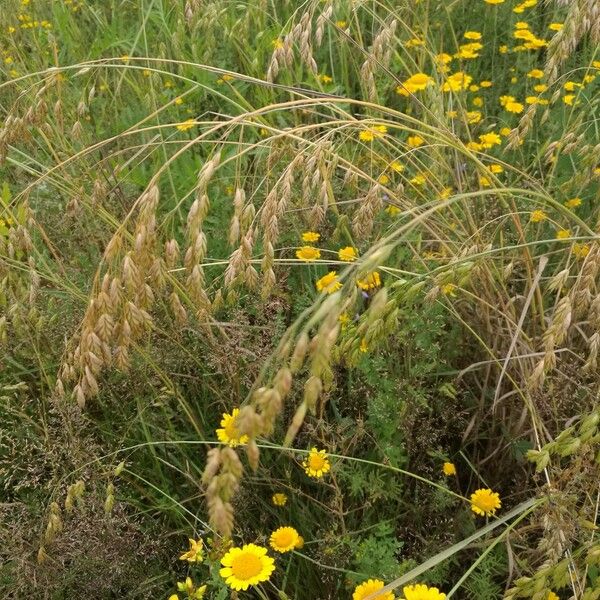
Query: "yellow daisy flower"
219 544 275 591
466 141 483 151
405 38 425 48
527 69 544 79
470 488 501 516
359 125 387 142
338 246 358 262
410 174 427 186
529 209 547 223
269 526 301 553
303 447 331 478
436 53 453 66
179 538 204 563
439 187 453 200
316 271 342 294
302 231 320 242
407 135 425 148
396 72 433 96
526 96 547 105
556 229 571 240
505 100 524 114
441 72 472 92
216 408 249 447
441 283 456 296
479 132 501 147
357 271 381 291
296 246 321 261
402 583 446 600
272 492 287 506
456 42 483 60
572 243 590 259
353 579 395 600
177 118 196 132
564 197 581 209
442 462 457 476
360 130 375 142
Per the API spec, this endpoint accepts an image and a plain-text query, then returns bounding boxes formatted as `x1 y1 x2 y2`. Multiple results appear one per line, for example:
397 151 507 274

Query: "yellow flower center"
224 420 240 439
231 552 262 581
309 454 325 471
273 530 294 547
475 496 495 511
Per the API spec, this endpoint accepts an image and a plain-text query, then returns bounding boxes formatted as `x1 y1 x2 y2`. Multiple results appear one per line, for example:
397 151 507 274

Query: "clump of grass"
1 0 600 598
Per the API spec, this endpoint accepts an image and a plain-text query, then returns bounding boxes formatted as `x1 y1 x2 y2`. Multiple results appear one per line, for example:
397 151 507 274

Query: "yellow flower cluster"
352 580 446 600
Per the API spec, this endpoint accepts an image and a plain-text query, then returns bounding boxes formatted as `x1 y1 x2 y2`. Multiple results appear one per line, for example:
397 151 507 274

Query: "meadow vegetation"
1 0 600 598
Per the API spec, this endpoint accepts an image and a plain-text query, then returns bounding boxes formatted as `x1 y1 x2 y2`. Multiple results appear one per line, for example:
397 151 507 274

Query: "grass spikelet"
3 1 600 598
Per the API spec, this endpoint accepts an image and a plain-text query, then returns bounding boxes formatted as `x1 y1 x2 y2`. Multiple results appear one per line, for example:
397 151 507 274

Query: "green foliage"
350 522 405 582
1 0 599 598
463 547 508 600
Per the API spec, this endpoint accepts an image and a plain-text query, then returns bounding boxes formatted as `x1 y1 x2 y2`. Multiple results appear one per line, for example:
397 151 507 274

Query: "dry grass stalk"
267 3 337 82
284 294 343 445
228 188 245 246
546 0 599 83
184 0 201 23
507 103 537 149
202 447 243 539
583 331 600 372
569 243 600 316
64 185 161 406
542 295 572 371
360 19 398 101
224 228 255 290
352 185 382 239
